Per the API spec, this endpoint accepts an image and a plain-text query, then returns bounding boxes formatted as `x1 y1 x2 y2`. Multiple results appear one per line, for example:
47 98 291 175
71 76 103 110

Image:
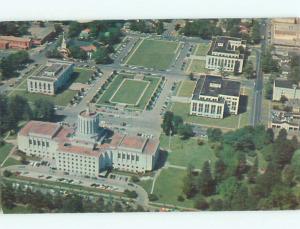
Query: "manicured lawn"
188 59 208 73
152 167 194 208
160 134 216 169
111 79 149 105
127 39 179 70
97 73 160 110
177 80 196 97
72 68 94 84
9 89 78 107
194 43 210 56
2 157 22 167
0 143 13 165
137 179 153 194
171 102 239 129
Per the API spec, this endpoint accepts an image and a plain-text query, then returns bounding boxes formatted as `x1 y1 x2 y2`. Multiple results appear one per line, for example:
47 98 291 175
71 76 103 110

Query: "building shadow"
154 149 168 170
239 94 248 114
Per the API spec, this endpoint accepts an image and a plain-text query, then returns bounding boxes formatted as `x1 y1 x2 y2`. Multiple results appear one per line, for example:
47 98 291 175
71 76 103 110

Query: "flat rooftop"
192 75 241 100
28 60 73 82
19 121 61 138
207 36 246 56
274 79 300 90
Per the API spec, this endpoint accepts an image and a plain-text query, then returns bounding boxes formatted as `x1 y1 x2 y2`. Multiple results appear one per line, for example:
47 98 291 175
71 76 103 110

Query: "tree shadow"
52 114 66 122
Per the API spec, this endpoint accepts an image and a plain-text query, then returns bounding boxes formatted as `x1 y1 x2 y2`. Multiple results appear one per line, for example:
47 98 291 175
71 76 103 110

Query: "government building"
272 79 300 101
17 108 160 177
205 36 246 73
190 75 241 119
27 59 74 95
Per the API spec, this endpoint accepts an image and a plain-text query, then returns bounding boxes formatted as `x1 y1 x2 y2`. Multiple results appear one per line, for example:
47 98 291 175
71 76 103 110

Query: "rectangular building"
272 79 300 101
206 36 246 73
27 59 74 95
190 75 240 119
0 36 32 49
271 18 300 47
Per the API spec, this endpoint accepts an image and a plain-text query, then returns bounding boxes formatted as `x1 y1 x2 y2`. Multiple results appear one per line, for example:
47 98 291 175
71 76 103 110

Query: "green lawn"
188 59 208 73
137 179 153 194
3 205 33 214
2 157 22 167
111 79 149 105
97 73 160 110
127 39 179 70
72 68 94 84
0 143 13 165
171 102 239 129
194 43 210 56
160 134 216 169
239 88 252 127
152 167 194 208
177 80 196 97
9 89 78 107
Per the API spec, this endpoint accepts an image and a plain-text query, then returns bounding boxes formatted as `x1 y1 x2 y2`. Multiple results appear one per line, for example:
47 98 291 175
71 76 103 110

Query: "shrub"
131 176 140 182
177 195 185 202
148 194 159 201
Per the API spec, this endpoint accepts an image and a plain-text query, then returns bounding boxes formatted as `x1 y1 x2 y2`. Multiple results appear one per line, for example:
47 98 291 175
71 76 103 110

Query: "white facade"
17 110 159 177
27 59 74 95
272 80 300 101
190 75 240 119
206 36 246 73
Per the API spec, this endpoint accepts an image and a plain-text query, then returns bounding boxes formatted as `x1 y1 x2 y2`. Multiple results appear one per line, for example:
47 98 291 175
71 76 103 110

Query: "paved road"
249 19 267 126
3 164 149 207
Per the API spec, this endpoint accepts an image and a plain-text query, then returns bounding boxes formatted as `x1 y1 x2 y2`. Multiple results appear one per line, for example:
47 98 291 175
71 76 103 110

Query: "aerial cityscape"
0 18 300 213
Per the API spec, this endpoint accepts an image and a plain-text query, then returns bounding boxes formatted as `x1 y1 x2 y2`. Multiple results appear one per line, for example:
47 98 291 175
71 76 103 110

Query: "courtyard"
96 73 161 110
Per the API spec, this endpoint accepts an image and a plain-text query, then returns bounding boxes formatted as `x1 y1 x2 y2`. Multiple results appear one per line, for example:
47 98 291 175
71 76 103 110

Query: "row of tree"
183 126 300 210
129 20 165 35
0 94 55 136
1 182 145 213
0 21 30 36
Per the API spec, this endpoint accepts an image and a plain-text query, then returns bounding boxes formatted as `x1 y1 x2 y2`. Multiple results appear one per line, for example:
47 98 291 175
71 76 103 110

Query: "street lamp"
168 129 172 152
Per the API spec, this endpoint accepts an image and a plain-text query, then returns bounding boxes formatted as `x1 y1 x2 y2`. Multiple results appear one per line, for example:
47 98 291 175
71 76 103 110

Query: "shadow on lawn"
154 150 168 170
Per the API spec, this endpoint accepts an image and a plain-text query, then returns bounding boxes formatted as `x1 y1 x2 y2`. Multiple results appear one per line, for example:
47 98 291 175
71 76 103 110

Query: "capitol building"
17 108 160 177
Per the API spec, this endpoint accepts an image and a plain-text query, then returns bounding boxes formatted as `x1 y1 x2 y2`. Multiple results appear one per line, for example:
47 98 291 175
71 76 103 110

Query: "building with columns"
27 59 74 95
205 36 246 73
17 108 160 177
190 75 241 119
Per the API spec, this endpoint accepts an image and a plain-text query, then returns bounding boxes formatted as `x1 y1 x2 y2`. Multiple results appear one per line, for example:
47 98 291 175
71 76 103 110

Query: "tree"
194 195 209 210
148 194 159 201
92 47 112 64
243 60 254 79
161 111 174 135
183 164 198 198
155 21 164 35
251 20 261 44
247 157 258 183
282 165 295 187
214 159 226 184
235 152 248 179
265 128 274 144
209 198 224 210
177 123 194 139
198 161 215 196
68 22 82 38
207 128 223 142
69 45 88 60
262 48 280 73
33 98 55 121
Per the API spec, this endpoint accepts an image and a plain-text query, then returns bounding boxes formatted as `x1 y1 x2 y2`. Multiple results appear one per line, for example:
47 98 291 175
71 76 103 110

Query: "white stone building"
190 75 240 119
27 59 74 95
18 109 159 177
205 36 246 73
272 79 300 101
